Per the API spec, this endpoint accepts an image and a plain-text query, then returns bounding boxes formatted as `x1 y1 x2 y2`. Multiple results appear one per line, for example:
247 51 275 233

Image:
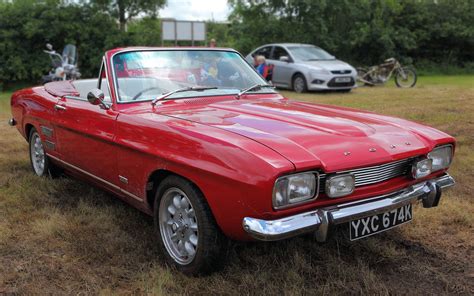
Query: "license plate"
349 203 412 241
335 77 351 83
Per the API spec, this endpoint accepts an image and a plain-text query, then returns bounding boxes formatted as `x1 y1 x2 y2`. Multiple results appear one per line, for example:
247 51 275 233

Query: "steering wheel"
131 87 163 101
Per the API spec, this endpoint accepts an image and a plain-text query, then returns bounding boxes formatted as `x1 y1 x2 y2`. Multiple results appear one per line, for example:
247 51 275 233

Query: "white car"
246 43 357 93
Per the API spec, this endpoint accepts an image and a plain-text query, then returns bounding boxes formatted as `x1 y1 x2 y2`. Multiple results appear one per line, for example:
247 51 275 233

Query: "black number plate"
349 203 413 241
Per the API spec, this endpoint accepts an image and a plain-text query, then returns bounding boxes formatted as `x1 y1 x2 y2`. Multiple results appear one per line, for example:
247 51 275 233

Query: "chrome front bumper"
242 174 455 242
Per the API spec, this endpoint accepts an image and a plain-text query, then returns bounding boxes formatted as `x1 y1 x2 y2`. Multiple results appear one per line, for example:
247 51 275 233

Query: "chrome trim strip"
44 140 55 150
243 173 455 242
41 126 53 138
47 154 142 202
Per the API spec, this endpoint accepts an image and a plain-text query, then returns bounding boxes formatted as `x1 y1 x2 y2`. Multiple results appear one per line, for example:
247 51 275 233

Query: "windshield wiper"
151 86 218 105
236 84 275 99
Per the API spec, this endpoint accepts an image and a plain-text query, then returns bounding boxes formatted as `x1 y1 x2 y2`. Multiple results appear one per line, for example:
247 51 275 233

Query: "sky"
159 0 231 22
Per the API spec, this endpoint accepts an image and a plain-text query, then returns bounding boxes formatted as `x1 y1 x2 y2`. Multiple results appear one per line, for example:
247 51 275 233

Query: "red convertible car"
10 47 455 275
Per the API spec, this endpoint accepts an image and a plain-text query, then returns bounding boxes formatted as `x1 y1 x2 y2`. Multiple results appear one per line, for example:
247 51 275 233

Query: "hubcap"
294 77 305 92
159 187 198 265
30 132 45 175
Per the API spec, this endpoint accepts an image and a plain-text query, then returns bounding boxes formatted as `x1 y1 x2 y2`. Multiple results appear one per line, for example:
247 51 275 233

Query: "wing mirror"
280 56 290 63
87 88 109 109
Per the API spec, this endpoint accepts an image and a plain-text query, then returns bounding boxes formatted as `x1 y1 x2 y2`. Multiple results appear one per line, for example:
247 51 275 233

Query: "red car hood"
156 97 453 172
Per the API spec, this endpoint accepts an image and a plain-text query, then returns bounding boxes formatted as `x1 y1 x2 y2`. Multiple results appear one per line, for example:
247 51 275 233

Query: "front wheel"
29 128 61 177
395 68 417 88
154 175 226 275
292 74 307 93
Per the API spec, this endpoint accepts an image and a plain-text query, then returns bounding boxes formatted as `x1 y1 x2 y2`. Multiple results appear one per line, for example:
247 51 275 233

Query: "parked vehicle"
10 47 455 275
357 58 417 88
41 43 81 84
246 43 357 93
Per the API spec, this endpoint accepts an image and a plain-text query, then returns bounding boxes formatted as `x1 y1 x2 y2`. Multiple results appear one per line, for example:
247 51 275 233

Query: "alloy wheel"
159 187 199 265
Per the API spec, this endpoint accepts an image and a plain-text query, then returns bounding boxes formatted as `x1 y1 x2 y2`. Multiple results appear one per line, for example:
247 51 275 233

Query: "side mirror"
87 88 109 109
280 56 290 63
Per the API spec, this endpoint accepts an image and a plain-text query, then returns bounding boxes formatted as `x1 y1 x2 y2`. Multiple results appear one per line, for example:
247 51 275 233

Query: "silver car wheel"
159 187 199 265
293 76 306 93
30 132 46 176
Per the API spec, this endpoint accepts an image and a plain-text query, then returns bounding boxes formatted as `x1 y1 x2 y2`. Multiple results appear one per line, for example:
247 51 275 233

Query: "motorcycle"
41 43 81 84
357 58 417 88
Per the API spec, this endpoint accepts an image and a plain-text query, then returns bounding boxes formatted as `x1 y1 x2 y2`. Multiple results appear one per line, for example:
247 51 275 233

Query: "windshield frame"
110 48 276 104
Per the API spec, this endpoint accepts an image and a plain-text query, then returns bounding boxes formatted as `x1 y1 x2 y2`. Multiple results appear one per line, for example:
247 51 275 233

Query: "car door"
54 72 119 186
268 46 294 88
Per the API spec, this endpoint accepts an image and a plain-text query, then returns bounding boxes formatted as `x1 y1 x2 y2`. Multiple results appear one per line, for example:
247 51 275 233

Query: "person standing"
210 38 216 48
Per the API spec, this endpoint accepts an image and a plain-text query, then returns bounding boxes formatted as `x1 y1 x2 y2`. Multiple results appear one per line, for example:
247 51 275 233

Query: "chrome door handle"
54 104 67 111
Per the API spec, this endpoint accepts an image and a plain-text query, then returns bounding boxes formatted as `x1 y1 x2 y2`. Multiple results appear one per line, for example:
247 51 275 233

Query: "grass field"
0 76 473 295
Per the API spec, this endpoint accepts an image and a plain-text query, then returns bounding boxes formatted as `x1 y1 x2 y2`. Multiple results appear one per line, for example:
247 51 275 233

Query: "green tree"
89 0 166 31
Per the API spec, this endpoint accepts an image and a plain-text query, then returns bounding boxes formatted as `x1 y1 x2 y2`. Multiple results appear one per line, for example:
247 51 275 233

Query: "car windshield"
112 50 273 102
288 46 335 61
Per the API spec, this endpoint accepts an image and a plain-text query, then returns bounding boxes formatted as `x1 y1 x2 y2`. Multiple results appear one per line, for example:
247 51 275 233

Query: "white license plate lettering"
350 204 413 241
335 77 351 83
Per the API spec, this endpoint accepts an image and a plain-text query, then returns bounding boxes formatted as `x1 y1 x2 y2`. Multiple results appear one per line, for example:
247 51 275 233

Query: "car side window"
254 46 272 59
272 46 290 61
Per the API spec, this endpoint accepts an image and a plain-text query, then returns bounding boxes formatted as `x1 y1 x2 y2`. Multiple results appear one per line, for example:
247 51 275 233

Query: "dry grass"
0 76 473 295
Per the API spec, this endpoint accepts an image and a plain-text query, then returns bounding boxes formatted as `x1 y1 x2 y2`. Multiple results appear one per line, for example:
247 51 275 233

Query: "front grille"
331 70 352 74
319 158 413 192
327 77 355 87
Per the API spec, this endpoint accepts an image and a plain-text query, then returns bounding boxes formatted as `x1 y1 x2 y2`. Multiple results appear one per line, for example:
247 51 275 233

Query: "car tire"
292 74 308 93
395 67 417 88
28 128 61 178
153 175 226 275
337 89 352 93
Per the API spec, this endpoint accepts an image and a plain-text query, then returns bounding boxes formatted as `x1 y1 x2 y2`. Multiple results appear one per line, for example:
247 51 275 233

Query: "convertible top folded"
44 80 80 97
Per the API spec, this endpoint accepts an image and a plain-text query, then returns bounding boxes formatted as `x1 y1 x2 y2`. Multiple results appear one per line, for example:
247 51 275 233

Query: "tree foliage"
90 0 166 31
228 0 474 67
0 0 163 84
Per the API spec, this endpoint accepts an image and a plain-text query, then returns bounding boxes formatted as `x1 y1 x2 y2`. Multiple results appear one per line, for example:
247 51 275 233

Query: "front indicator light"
412 158 432 179
325 174 355 198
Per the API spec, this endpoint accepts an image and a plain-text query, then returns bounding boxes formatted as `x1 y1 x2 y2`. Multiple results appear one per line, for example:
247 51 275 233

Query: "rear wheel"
28 128 61 177
154 175 226 275
292 74 307 93
395 68 417 88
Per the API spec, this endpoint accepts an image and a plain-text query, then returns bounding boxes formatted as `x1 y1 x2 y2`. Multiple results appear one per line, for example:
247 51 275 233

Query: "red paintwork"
10 48 455 240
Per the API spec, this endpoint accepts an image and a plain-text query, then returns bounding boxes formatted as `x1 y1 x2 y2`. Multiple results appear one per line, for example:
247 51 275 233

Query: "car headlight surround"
325 174 355 198
428 145 453 172
310 68 330 77
411 158 433 179
273 172 318 209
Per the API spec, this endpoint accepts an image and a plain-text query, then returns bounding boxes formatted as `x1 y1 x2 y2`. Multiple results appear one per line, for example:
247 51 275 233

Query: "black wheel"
292 74 307 93
153 175 226 275
28 128 61 177
395 67 417 88
337 89 352 93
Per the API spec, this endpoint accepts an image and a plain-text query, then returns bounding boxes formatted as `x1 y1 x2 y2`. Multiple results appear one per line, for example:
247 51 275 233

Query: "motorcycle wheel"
356 68 372 87
395 68 417 88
